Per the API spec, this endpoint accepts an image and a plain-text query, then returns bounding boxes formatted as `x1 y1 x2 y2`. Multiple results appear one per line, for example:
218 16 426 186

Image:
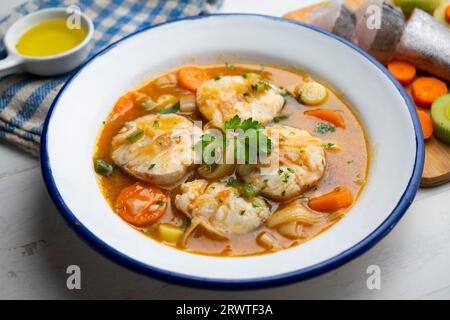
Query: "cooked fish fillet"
111 114 199 188
175 179 271 234
196 75 285 128
238 125 326 201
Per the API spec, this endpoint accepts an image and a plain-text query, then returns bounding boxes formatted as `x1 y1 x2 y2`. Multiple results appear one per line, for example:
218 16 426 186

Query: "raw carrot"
387 60 416 86
304 109 345 128
446 4 450 23
308 187 353 212
178 67 211 92
417 110 434 140
115 182 167 227
411 77 448 108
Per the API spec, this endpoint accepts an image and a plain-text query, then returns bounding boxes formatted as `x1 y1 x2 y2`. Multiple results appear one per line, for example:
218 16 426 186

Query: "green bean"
94 157 113 176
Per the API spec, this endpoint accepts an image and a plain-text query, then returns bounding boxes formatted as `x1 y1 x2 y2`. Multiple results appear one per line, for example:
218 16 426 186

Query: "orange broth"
94 63 369 257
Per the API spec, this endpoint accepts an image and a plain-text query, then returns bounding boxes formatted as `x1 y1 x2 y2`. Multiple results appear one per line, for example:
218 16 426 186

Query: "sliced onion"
277 221 304 239
180 217 227 248
267 203 322 228
180 218 201 248
257 232 280 250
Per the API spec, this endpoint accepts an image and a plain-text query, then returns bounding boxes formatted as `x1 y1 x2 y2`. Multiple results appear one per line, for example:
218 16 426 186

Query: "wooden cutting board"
284 0 450 188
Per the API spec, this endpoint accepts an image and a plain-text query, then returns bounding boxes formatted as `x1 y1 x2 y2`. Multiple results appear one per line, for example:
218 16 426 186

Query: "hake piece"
394 8 450 82
175 179 271 236
352 0 406 65
196 75 285 128
309 0 357 40
111 114 199 188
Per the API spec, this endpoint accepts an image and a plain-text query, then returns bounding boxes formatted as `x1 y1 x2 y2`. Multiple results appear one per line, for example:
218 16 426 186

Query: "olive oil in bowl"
16 19 87 57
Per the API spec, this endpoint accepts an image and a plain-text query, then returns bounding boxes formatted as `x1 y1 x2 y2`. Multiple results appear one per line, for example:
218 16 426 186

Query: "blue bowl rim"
40 13 425 290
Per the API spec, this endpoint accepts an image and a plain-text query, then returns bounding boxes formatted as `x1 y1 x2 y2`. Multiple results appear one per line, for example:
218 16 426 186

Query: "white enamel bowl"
41 14 424 288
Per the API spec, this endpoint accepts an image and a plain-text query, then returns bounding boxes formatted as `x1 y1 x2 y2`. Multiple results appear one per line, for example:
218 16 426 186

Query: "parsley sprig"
196 116 273 165
226 177 258 199
224 115 265 131
223 115 272 164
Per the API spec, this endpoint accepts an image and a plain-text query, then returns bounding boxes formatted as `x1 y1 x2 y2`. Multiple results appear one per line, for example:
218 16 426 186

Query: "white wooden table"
1 0 449 300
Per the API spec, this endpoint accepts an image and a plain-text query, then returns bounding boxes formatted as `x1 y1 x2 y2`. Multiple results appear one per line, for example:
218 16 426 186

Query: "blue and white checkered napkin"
0 0 222 156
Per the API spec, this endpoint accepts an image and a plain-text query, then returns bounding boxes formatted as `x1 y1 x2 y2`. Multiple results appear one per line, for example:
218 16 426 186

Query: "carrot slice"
304 109 345 128
446 4 450 23
113 91 147 120
411 77 448 108
113 92 135 118
115 182 167 227
178 67 211 92
308 187 353 212
387 60 416 86
417 110 434 140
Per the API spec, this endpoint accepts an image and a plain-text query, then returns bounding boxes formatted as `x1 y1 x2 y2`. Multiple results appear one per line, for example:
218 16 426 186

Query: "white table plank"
0 0 449 300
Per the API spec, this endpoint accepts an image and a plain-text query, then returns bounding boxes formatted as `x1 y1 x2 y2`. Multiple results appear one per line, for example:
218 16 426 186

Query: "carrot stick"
387 60 416 86
178 67 211 92
417 110 434 140
304 109 345 128
308 187 353 212
411 77 448 108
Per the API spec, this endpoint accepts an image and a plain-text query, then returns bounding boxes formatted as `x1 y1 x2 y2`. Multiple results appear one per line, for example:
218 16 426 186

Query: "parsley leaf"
226 118 269 162
223 115 242 130
226 177 258 199
240 118 265 131
315 122 336 134
250 81 270 93
223 115 264 131
223 115 272 164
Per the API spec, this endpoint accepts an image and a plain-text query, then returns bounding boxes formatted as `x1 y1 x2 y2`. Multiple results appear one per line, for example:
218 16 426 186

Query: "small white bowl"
0 8 94 77
41 14 424 288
